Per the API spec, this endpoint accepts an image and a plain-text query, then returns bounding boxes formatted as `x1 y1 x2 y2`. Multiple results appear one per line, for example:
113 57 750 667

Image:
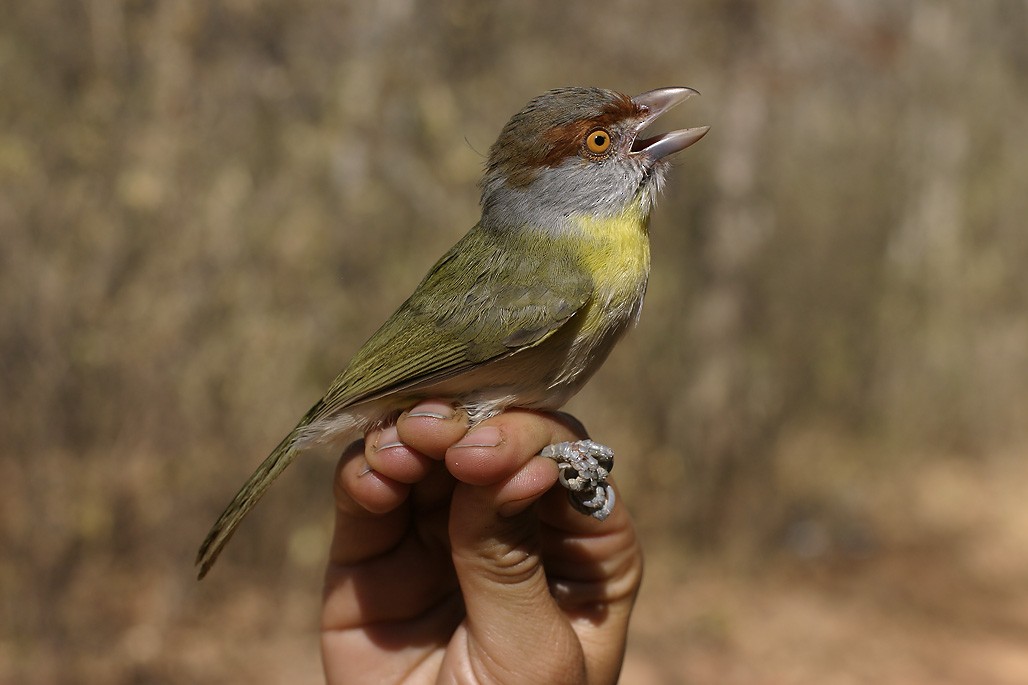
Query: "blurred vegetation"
3 1 1028 682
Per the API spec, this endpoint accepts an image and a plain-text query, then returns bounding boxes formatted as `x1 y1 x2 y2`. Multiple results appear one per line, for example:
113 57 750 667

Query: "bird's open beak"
630 87 709 162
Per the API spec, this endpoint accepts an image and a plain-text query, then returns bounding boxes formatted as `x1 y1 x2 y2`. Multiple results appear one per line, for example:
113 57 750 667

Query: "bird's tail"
195 428 302 579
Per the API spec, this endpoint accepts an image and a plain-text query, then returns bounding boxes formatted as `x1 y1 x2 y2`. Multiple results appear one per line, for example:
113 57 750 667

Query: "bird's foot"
539 439 615 521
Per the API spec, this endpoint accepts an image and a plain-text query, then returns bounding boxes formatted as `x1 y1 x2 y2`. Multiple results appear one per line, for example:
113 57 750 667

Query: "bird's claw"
539 439 615 521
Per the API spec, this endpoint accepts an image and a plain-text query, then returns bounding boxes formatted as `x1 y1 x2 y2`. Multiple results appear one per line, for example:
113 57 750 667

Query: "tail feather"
195 430 301 579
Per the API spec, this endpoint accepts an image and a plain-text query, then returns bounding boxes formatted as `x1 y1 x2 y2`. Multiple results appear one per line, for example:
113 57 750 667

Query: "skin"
321 400 644 684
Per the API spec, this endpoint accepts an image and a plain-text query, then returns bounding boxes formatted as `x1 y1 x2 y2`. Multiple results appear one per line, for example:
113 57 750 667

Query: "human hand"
321 400 643 684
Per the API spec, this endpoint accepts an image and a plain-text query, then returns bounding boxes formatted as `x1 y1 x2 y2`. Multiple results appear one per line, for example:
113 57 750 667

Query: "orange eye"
585 128 612 155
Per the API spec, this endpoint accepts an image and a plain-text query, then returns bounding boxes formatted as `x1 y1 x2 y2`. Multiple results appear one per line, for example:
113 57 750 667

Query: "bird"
196 86 708 579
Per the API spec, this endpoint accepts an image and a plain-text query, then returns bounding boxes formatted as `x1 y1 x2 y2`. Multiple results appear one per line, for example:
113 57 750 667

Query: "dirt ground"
9 450 1024 685
623 453 1028 685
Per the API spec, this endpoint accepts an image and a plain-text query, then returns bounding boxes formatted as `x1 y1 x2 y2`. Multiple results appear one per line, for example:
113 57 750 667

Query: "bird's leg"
539 440 615 521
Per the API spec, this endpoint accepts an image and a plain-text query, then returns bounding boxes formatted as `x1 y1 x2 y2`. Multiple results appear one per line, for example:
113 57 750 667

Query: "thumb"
446 457 587 684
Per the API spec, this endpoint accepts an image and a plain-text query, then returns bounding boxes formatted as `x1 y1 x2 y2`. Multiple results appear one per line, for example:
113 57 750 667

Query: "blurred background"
3 1 1028 682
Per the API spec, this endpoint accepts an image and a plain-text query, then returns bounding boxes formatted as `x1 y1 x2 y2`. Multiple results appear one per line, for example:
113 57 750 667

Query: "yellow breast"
519 199 651 397
572 200 651 308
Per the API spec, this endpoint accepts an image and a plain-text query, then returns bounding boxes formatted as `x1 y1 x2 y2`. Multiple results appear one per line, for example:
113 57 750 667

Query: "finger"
364 424 435 484
350 398 465 510
537 480 643 610
350 400 467 491
536 478 643 681
395 399 469 460
323 443 456 632
329 441 411 563
328 433 458 568
444 408 585 487
442 411 591 683
329 402 469 565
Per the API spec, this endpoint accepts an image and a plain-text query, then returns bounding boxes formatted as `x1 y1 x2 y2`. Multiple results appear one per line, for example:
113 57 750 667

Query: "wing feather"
309 225 592 421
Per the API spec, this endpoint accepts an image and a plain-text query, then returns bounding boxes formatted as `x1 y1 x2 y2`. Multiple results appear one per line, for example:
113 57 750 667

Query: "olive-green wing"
309 224 593 421
196 224 592 579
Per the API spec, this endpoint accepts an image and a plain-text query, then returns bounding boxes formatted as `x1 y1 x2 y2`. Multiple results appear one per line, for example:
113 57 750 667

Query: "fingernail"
372 426 404 452
357 459 375 477
452 426 502 449
406 401 456 421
